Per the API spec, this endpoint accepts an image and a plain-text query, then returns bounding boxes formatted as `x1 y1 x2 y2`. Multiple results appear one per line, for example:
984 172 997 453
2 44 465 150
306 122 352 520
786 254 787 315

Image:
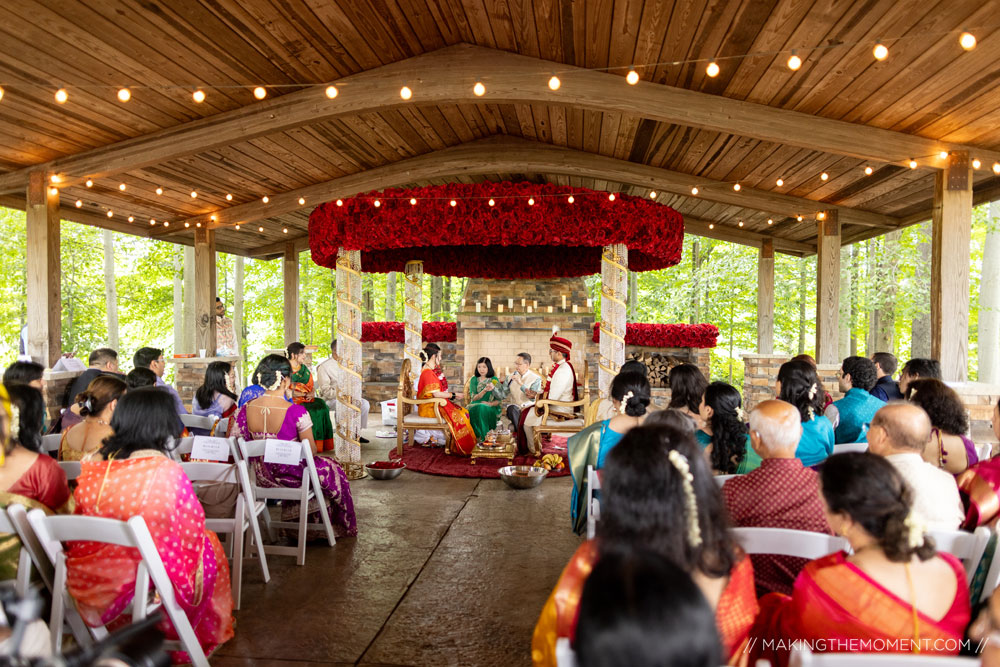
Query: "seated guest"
574 551 721 667
668 363 708 428
315 340 370 444
520 328 580 455
59 375 127 462
722 400 832 597
126 367 157 389
870 352 903 401
568 371 651 534
867 403 963 530
133 347 187 415
410 343 475 453
3 361 45 392
825 356 885 443
906 378 977 474
958 398 1000 528
286 342 335 452
775 360 834 466
67 388 233 661
63 347 120 410
533 424 758 667
590 359 647 423
751 453 970 666
790 354 833 409
697 382 761 474
191 361 239 435
214 298 237 357
898 357 942 394
503 352 542 429
0 384 72 580
233 355 357 537
466 357 506 441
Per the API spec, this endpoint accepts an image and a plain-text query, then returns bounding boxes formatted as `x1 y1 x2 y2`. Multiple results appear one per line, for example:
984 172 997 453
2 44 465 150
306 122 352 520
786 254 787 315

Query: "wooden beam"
25 172 61 366
887 177 1000 229
815 211 841 365
757 239 775 354
4 44 998 194
283 243 299 345
193 228 217 356
931 152 972 382
155 137 892 238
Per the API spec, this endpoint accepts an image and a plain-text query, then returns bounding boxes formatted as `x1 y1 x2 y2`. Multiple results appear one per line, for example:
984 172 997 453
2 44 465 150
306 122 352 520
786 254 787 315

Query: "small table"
470 441 515 466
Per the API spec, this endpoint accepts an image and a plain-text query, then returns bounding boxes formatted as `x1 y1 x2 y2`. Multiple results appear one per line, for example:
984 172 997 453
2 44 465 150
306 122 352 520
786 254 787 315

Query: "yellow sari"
417 367 477 455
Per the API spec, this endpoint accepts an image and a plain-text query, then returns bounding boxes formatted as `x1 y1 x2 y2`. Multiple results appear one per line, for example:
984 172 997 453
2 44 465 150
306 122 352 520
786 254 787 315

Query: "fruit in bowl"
533 454 565 471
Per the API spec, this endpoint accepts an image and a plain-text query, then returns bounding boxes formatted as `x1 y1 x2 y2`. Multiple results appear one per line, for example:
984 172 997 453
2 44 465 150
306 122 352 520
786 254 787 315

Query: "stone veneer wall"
743 353 1000 447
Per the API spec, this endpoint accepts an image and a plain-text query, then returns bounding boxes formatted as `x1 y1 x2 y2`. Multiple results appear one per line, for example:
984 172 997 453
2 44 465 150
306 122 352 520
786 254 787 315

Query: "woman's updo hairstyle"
777 360 825 424
286 341 306 358
610 372 651 417
668 364 708 414
75 375 127 418
4 383 45 453
702 381 748 474
820 452 936 562
419 343 442 364
255 354 292 391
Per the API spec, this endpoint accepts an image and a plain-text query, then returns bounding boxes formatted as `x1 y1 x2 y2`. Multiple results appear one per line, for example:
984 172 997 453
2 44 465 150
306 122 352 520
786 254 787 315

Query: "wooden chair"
532 362 589 456
396 360 451 457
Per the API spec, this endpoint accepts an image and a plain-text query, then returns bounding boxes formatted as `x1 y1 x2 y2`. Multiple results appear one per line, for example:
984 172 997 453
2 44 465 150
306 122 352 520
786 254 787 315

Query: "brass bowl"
498 465 548 489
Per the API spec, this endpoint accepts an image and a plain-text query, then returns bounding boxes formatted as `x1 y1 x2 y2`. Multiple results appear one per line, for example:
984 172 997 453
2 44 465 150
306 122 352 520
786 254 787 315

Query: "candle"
587 298 593 309
462 298 466 308
527 306 533 313
505 366 510 376
548 306 553 313
486 294 491 308
508 298 513 308
476 302 481 312
533 300 538 308
572 304 578 313
562 295 567 308
521 298 526 308
498 304 504 313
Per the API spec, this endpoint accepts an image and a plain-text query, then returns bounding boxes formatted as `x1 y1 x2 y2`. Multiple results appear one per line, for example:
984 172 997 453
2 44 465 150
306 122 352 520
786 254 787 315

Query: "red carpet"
386 435 571 479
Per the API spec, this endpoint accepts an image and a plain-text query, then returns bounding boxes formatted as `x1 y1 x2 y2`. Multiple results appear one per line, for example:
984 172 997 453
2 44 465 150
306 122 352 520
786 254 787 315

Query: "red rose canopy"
308 182 684 278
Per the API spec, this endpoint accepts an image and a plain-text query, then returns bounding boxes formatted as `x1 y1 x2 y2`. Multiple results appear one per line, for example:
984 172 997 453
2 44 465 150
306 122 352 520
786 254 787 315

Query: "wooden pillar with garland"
599 244 628 399
404 261 424 388
334 248 364 480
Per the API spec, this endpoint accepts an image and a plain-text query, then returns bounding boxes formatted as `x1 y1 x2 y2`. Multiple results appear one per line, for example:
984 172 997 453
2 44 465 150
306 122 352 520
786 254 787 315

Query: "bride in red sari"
415 343 477 455
751 452 970 666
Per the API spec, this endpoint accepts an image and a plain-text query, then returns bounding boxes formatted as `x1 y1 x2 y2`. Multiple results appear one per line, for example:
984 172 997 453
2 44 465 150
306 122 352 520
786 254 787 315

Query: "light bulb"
75 200 82 208
210 215 216 221
450 199 457 207
527 198 534 205
253 86 267 100
608 193 615 201
298 197 305 205
49 174 61 183
117 88 131 102
225 193 233 201
908 159 917 169
939 151 949 159
150 219 157 225
649 191 656 199
873 44 888 61
691 187 699 195
817 212 826 220
0 86 4 102
128 216 134 222
473 82 485 96
190 190 198 198
796 215 803 222
400 86 412 100
184 222 190 228
706 62 720 77
864 166 873 175
336 199 343 206
993 162 1000 175
258 226 264 232
960 32 977 50
787 54 802 71
48 187 58 196
820 172 829 181
776 178 784 187
973 159 982 169
55 88 68 104
85 179 93 188
767 218 773 225
409 198 416 205
374 199 381 207
155 187 163 195
567 195 574 203
118 183 126 191
548 75 560 90
738 220 744 227
283 227 288 233
262 195 269 203
733 183 741 191
235 224 240 230
626 70 639 85
488 198 495 206
193 89 205 103
709 223 714 229
107 210 114 218
196 223 202 228
325 85 338 99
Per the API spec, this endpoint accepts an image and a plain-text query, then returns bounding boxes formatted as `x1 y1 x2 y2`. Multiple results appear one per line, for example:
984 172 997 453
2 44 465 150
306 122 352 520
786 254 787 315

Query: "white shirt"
547 360 576 415
884 452 964 531
507 369 542 407
315 357 340 402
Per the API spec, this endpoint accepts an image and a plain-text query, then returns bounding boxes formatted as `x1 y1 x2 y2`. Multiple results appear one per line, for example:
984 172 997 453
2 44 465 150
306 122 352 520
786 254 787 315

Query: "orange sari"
531 540 758 666
417 367 477 455
750 552 970 667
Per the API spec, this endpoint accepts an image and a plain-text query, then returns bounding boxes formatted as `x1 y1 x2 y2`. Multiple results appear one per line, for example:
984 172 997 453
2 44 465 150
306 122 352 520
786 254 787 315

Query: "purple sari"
235 401 357 538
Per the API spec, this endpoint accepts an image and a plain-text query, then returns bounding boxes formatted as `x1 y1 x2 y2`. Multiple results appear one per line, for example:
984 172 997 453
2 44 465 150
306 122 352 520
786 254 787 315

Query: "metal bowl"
365 462 406 480
498 465 548 489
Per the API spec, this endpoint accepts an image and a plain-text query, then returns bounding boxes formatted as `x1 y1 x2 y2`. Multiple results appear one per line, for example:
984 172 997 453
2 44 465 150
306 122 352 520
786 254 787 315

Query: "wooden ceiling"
1 0 1000 259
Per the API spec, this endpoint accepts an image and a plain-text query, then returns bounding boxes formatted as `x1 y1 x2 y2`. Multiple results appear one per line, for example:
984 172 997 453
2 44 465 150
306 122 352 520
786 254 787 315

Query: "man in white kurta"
315 340 370 442
520 329 581 454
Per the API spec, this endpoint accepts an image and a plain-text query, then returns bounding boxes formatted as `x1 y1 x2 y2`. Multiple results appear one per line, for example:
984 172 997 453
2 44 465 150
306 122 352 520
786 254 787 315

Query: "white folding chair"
586 466 601 540
26 510 210 666
790 647 978 666
833 442 868 454
927 527 991 585
41 433 62 457
168 436 194 461
979 529 1000 603
180 414 219 433
237 438 336 565
58 461 81 481
180 460 270 610
216 417 230 437
715 473 737 487
732 527 850 560
0 508 34 598
555 637 577 667
977 441 993 462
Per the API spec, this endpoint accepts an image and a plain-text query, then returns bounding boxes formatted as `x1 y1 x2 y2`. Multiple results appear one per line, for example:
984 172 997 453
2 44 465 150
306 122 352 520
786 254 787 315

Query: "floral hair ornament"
419 350 428 363
619 391 634 415
806 382 819 419
265 371 284 392
736 406 749 422
903 509 926 549
225 372 236 394
667 449 702 548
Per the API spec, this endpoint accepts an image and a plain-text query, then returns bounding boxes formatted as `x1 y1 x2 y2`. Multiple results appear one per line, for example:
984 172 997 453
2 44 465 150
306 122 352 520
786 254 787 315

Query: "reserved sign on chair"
264 439 301 466
191 436 231 462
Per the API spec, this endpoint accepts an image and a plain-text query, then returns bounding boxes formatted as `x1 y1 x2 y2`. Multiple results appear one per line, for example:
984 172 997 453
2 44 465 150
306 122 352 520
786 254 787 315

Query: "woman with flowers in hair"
415 343 477 455
697 381 761 475
233 355 356 537
533 423 758 666
776 359 835 467
59 375 127 461
751 452 970 666
287 342 335 452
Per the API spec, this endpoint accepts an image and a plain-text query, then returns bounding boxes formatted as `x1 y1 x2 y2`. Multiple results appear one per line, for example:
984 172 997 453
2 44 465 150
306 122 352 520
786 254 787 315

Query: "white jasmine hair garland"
619 391 634 414
667 449 702 548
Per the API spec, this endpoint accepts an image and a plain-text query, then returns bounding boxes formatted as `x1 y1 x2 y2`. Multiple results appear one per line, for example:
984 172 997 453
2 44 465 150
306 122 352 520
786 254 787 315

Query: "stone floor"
212 415 582 666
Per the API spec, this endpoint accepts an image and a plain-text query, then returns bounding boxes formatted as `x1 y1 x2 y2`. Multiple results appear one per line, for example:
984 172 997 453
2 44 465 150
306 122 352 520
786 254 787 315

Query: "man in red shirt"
721 399 833 596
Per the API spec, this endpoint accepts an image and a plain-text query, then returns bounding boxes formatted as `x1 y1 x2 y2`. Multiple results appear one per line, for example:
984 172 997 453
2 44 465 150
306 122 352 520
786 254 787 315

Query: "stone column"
815 211 841 365
335 248 364 479
25 172 61 366
404 261 424 388
599 244 628 399
757 239 775 354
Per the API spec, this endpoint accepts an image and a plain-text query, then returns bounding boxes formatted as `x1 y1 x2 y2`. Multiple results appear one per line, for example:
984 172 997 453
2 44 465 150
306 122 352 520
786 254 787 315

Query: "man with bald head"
868 402 963 530
722 399 833 596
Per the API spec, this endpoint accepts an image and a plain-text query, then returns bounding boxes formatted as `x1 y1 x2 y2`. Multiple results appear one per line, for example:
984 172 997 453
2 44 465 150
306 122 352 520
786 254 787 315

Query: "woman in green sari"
467 357 506 441
287 342 335 452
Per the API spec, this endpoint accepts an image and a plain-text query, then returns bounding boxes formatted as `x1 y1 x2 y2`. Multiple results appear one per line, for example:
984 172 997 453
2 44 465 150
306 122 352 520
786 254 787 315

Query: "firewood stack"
628 351 689 388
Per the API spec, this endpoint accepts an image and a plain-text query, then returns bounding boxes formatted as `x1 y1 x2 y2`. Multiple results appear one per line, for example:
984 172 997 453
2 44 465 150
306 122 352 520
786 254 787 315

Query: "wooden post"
182 246 195 354
283 244 299 345
931 151 972 382
815 211 841 365
335 248 364 479
193 228 217 356
757 239 774 354
26 172 61 366
599 244 628 399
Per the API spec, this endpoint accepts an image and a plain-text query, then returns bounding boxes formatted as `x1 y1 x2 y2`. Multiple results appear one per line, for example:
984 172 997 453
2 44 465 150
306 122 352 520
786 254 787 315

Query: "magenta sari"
234 401 357 538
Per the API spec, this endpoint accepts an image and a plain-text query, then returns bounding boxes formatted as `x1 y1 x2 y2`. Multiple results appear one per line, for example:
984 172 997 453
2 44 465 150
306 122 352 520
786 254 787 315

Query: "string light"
225 193 233 201
48 187 58 196
282 227 288 233
192 89 205 103
973 159 982 169
706 62 720 77
796 215 803 221
908 159 917 169
196 222 203 228
767 218 773 225
155 187 163 195
649 191 656 199
325 85 338 99
374 199 381 207
55 88 68 104
738 220 744 227
336 199 343 206
258 226 264 232
626 70 639 85
820 172 829 181
184 222 190 228
400 86 412 100
567 195 574 203
548 75 561 90
873 43 888 61
993 162 1000 175
939 151 949 159
190 190 198 198
49 174 61 184
298 197 305 205
787 52 802 71
117 88 131 102
0 86 4 102
733 183 741 191
960 32 977 50
776 178 784 187
106 210 113 218
864 166 873 175
253 86 267 100
118 183 126 191
709 223 714 229
608 193 615 201
488 198 495 206
234 224 240 230
450 199 457 207
473 82 485 96
691 187 699 195
817 211 826 220
410 198 417 205
262 195 269 203
74 200 82 208
150 218 157 225
127 216 134 222
527 198 534 205
85 179 93 188
210 215 217 221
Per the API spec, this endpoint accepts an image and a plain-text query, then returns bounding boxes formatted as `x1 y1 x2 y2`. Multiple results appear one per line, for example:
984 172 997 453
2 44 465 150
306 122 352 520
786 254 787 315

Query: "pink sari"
67 453 234 662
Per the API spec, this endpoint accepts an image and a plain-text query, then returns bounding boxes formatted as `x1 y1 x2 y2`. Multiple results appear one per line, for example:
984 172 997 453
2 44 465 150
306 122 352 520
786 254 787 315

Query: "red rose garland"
592 322 719 349
361 321 457 343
